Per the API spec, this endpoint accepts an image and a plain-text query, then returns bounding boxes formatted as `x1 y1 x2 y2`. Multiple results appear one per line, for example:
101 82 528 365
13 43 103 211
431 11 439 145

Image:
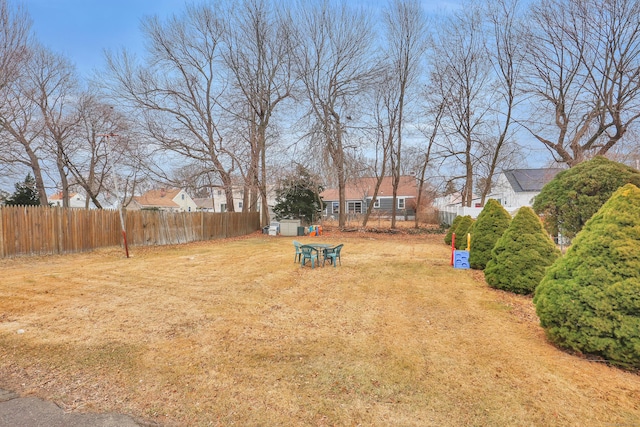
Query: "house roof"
503 168 563 192
49 192 79 200
320 175 417 201
193 197 214 209
132 188 181 208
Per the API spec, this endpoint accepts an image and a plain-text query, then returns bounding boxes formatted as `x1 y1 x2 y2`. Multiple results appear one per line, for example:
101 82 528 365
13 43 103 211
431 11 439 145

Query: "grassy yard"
0 230 639 426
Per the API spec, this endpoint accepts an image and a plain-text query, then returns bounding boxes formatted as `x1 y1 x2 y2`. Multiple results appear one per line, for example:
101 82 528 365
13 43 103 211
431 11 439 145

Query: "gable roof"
503 168 563 192
132 188 181 208
193 197 214 209
321 175 418 201
49 192 80 201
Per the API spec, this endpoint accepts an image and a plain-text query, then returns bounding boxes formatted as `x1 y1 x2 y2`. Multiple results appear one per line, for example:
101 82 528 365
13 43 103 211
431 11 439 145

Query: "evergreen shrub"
453 216 474 250
485 207 560 295
533 156 640 238
444 215 463 246
469 199 511 270
534 184 640 369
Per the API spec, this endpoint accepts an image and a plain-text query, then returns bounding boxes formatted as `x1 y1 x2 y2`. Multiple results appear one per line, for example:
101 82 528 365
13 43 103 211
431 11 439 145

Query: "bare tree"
522 0 640 166
223 0 294 224
64 93 133 209
430 5 493 207
292 0 378 228
0 0 30 92
476 0 523 204
412 90 446 227
360 71 394 227
0 0 48 204
28 46 80 208
383 0 428 228
103 4 238 210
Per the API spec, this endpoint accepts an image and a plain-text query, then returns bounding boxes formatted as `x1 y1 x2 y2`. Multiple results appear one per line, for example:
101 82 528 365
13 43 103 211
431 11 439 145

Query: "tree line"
1 0 639 228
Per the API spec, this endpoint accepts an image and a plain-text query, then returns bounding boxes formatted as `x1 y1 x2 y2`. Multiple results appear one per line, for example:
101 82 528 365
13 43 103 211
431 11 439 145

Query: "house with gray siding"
320 175 418 220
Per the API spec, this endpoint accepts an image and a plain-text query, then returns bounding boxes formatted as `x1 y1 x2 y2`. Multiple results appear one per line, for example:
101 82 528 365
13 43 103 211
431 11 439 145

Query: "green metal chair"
323 244 343 267
300 245 319 268
293 241 303 263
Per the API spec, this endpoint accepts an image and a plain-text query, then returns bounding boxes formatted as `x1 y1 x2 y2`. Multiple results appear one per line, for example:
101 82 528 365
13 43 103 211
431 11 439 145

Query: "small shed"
279 219 302 236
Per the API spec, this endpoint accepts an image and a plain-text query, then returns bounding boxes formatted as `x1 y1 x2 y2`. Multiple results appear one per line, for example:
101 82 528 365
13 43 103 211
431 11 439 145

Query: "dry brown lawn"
0 228 639 426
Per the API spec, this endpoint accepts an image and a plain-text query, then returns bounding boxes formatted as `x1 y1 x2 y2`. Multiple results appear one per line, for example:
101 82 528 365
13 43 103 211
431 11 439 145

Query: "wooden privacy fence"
0 206 261 258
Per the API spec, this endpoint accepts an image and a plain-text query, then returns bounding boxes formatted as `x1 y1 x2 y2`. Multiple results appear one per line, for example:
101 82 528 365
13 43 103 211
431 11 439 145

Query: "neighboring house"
49 192 91 208
127 188 197 212
193 197 215 213
435 168 563 224
194 185 277 218
489 168 563 210
320 175 418 220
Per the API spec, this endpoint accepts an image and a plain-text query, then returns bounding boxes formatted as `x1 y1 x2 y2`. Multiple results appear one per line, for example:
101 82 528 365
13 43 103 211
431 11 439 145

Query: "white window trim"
398 198 405 209
373 198 380 208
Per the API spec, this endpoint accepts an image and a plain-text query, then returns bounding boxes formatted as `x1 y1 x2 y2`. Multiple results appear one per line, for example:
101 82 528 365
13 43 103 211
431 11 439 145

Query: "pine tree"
534 184 640 369
4 174 40 206
485 207 559 295
469 199 511 270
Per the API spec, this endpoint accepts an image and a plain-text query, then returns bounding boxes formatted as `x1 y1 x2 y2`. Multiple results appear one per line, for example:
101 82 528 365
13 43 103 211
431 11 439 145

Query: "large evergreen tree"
485 207 560 295
469 199 511 270
4 174 41 206
533 156 640 238
534 184 640 369
273 165 323 224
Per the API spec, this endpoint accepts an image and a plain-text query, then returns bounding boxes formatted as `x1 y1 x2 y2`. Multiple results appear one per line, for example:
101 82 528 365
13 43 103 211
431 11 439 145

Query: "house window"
373 198 380 208
181 194 185 200
238 201 243 209
217 190 222 196
221 203 227 212
347 201 363 214
398 198 405 209
332 202 339 214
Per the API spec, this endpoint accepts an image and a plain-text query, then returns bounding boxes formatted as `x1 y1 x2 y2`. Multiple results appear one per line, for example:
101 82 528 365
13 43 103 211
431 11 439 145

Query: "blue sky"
26 0 189 74
25 0 464 76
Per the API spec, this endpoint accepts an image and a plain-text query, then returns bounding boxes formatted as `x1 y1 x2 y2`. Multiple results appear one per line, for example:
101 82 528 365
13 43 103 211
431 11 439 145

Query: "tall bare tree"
522 0 640 166
28 46 80 207
292 0 377 228
383 0 427 228
103 4 238 210
223 0 294 225
0 0 48 204
476 0 523 204
430 5 492 207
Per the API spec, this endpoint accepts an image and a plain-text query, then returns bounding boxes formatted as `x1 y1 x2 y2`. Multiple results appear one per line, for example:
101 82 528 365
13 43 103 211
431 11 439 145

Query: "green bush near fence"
453 216 475 250
534 184 640 369
444 215 463 246
485 207 559 295
469 200 511 270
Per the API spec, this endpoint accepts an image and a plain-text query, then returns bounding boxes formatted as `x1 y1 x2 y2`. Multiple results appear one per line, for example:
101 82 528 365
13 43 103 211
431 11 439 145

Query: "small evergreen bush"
469 199 511 270
485 207 560 295
534 184 640 369
444 215 463 246
453 216 474 250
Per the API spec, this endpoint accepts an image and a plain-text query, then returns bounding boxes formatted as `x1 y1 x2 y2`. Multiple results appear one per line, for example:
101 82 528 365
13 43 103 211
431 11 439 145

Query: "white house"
127 188 198 212
196 185 277 218
489 168 563 211
436 168 563 224
49 192 91 208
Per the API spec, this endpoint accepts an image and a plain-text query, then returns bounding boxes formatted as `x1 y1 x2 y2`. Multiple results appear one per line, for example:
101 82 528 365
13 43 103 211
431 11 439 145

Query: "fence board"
0 206 260 258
